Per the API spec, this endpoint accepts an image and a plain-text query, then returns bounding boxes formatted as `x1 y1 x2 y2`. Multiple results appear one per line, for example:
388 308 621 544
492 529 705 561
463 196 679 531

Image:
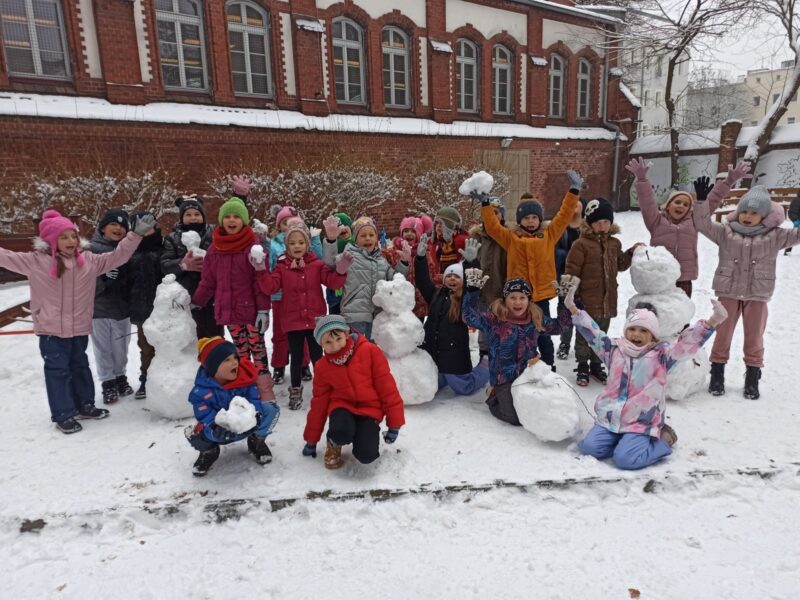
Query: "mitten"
725 161 751 186
180 252 204 272
336 251 355 274
309 227 322 239
709 299 728 326
567 170 584 192
693 176 712 201
624 157 649 181
459 238 481 262
465 268 489 290
133 214 156 236
561 274 581 312
398 241 412 264
383 428 400 444
255 310 270 334
416 233 429 257
302 443 317 458
323 215 341 241
230 175 252 197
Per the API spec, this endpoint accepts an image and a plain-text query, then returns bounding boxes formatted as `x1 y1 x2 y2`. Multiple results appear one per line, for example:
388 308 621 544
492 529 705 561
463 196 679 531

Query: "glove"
624 157 650 181
417 233 429 257
302 443 317 458
230 175 252 197
567 170 584 192
465 267 489 290
459 238 481 262
104 269 119 280
309 226 322 239
725 161 751 186
180 252 204 272
383 428 400 444
255 310 270 334
561 274 581 313
335 251 355 274
470 190 490 205
133 214 156 236
693 176 712 201
323 215 341 241
709 299 728 326
398 241 412 264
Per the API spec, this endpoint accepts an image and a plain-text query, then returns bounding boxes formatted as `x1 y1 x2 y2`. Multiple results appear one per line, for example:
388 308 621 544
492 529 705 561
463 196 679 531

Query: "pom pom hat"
38 209 85 278
218 197 250 225
353 216 377 239
197 336 238 377
276 206 299 228
399 216 423 240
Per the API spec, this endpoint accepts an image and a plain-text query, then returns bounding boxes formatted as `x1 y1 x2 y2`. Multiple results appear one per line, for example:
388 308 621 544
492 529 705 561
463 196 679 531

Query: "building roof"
505 0 624 25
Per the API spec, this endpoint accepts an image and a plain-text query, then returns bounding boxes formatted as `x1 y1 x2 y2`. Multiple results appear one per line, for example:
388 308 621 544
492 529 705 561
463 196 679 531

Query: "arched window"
332 17 366 104
382 26 410 108
492 45 512 115
155 0 208 90
549 53 565 118
577 59 591 119
456 39 479 112
0 0 70 79
226 1 272 96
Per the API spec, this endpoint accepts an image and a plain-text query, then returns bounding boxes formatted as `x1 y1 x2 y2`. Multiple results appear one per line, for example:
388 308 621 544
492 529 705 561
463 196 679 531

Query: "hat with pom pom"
218 197 249 225
38 209 84 278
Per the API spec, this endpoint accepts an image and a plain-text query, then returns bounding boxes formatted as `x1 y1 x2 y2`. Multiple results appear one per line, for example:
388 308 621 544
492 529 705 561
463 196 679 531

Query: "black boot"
272 367 285 384
134 376 146 400
115 375 135 397
301 366 313 381
56 418 83 434
102 380 119 404
192 445 220 477
248 434 273 465
589 362 607 384
709 362 725 396
556 342 570 360
575 362 590 387
76 406 110 420
744 366 761 400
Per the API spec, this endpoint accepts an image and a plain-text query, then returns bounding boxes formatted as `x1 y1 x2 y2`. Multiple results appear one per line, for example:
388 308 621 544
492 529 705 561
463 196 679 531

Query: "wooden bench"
713 187 798 222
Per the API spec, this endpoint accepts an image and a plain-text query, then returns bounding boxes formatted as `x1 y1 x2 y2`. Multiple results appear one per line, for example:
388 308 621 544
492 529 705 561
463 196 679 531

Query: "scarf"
221 356 259 390
212 225 256 254
328 334 357 366
728 221 767 237
615 338 657 359
504 313 532 326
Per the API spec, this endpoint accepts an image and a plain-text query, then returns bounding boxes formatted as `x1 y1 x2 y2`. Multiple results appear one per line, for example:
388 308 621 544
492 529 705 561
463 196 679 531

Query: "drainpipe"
601 26 623 207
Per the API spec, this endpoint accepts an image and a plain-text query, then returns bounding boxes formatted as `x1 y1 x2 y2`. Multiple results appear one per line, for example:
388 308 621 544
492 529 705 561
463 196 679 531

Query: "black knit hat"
584 197 614 225
98 208 130 232
175 195 206 222
516 200 544 224
503 277 532 299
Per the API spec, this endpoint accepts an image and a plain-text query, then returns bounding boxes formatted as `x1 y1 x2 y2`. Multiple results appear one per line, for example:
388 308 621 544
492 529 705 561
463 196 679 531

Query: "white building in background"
742 61 800 127
623 48 690 136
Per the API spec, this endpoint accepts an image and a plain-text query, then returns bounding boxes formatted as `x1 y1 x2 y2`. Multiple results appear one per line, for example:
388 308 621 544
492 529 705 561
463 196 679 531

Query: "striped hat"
197 336 237 377
314 314 350 345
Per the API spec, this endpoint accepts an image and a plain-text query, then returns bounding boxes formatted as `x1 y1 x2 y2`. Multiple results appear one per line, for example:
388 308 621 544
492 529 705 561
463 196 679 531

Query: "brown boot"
324 442 343 469
660 424 678 447
288 386 303 410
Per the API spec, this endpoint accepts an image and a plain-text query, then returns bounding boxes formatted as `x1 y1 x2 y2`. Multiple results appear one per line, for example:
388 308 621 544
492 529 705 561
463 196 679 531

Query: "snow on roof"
430 40 453 53
507 0 624 24
737 122 800 148
531 56 548 67
0 92 626 142
295 18 324 33
721 119 742 126
631 122 800 155
619 82 641 108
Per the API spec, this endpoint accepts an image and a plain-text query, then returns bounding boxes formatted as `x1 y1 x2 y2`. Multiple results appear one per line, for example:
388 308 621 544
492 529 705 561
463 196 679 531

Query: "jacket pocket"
713 266 734 294
750 269 775 297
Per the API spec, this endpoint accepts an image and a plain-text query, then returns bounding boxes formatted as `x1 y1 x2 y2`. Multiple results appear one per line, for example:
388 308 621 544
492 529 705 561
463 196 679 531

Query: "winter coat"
268 231 323 302
693 186 800 302
462 289 571 386
303 334 406 444
573 310 714 438
415 255 472 375
127 232 163 326
0 232 142 338
432 230 469 275
482 191 581 302
636 180 724 282
565 223 634 319
90 231 132 320
471 225 508 306
788 197 800 224
384 241 437 318
159 223 214 296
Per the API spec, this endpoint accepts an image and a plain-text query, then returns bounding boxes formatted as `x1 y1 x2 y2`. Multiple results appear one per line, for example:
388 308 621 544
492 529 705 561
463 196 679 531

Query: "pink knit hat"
38 209 85 278
625 308 659 338
276 206 299 228
399 216 423 241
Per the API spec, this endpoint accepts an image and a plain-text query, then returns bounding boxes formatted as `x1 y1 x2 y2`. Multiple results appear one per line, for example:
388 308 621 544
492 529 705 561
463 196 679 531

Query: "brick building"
0 0 639 227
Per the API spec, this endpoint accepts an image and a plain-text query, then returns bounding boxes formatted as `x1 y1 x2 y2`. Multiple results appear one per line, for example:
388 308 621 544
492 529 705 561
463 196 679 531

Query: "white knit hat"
443 262 464 280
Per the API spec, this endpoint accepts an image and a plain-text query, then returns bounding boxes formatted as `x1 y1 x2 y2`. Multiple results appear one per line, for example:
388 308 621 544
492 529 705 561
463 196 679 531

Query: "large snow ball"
511 361 582 442
627 289 695 340
666 347 709 401
215 396 257 433
387 351 438 406
630 245 681 295
459 171 495 196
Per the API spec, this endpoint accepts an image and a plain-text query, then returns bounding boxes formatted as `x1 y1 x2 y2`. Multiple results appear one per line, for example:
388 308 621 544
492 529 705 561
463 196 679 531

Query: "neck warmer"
220 357 259 390
504 312 532 325
328 334 357 366
181 222 206 235
212 225 256 254
615 338 657 358
728 221 767 237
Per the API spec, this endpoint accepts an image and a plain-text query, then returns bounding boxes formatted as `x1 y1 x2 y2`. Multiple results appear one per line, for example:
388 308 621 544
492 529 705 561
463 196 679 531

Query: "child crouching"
186 337 280 476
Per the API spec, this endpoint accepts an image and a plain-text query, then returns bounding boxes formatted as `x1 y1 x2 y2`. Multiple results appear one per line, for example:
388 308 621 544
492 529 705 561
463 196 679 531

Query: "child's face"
102 222 126 242
214 354 239 382
738 210 763 227
667 197 691 222
182 208 204 225
338 225 352 241
321 329 348 354
402 228 418 244
504 292 529 317
625 325 655 347
435 221 443 237
520 214 540 231
356 227 377 251
279 220 289 233
57 230 79 256
286 231 308 258
222 214 244 235
443 273 462 291
590 220 612 234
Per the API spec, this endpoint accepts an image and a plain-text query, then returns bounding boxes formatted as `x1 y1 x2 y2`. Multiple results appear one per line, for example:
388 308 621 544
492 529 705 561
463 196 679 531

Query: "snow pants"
575 316 611 367
91 317 131 383
327 408 380 464
534 299 555 366
39 335 97 423
136 325 155 379
228 324 268 375
709 297 768 368
438 364 490 396
270 299 310 370
349 321 373 340
287 329 323 387
485 382 521 426
186 401 280 451
578 424 672 470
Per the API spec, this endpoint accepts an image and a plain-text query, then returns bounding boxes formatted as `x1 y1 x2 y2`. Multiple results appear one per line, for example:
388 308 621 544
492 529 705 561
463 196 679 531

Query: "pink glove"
230 175 252 197
624 157 650 181
336 251 355 274
725 161 751 187
709 299 728 326
398 241 412 263
323 215 341 241
180 252 204 272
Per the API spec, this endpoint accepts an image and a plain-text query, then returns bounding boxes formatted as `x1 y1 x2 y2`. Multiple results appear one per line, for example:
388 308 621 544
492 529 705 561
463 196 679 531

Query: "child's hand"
255 310 270 333
567 170 584 191
383 428 400 444
302 443 317 458
336 251 355 274
417 233 429 257
323 215 341 241
459 238 481 262
693 176 712 201
249 245 267 271
624 157 650 181
133 214 156 236
229 175 252 197
465 268 489 289
725 161 751 186
398 241 413 263
708 299 728 327
181 252 204 272
104 268 119 280
309 226 322 239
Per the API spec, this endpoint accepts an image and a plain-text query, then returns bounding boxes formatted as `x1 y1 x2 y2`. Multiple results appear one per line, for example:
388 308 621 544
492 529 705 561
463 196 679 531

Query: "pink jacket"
637 180 723 281
0 232 142 338
573 310 714 438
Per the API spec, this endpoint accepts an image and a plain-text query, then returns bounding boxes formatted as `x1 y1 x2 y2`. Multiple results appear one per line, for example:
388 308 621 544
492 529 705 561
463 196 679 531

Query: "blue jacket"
267 232 323 301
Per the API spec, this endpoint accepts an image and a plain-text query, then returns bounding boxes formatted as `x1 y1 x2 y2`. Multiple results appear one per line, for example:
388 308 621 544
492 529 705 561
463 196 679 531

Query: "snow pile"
459 171 495 196
181 231 206 258
250 244 265 263
372 274 438 405
214 396 257 434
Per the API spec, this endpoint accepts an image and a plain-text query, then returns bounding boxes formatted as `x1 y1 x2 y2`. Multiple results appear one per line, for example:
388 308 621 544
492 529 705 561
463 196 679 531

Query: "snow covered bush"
413 165 509 223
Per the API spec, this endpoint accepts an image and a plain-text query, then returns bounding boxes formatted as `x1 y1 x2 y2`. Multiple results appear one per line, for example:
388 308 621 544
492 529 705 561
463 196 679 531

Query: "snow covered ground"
1 212 799 598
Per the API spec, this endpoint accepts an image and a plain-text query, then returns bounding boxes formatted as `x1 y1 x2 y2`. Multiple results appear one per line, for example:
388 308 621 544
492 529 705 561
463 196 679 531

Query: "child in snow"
694 162 800 399
431 206 469 275
480 171 583 368
253 220 352 410
566 285 727 470
785 191 800 255
0 210 155 433
564 197 640 387
192 197 274 402
301 315 405 469
185 336 280 476
325 212 353 315
554 196 585 360
384 215 436 319
461 265 572 426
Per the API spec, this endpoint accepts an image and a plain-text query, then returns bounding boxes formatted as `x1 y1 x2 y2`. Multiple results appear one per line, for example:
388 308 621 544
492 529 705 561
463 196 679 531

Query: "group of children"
2 161 799 475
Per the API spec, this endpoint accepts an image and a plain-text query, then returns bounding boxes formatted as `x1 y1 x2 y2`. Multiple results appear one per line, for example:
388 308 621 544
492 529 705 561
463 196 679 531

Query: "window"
789 117 796 124
0 0 70 79
456 39 479 112
332 18 365 104
655 91 660 106
577 59 591 119
753 96 760 106
492 45 512 115
549 53 565 118
382 27 409 108
643 89 649 107
155 0 208 90
773 93 780 103
226 1 272 96
655 56 662 77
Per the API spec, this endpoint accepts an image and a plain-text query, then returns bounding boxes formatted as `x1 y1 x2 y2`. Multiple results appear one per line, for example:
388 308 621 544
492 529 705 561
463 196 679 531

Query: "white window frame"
577 58 591 119
382 26 410 109
549 53 565 118
456 39 479 113
0 0 70 80
332 17 366 105
226 1 273 97
492 44 512 115
155 0 209 91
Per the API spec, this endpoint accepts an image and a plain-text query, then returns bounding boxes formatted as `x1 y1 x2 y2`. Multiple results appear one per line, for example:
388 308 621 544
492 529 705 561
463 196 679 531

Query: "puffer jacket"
573 310 714 438
159 223 214 296
303 334 405 444
128 230 163 325
694 188 800 301
637 179 724 282
90 231 132 320
0 232 142 338
471 225 507 306
565 223 634 319
267 231 323 301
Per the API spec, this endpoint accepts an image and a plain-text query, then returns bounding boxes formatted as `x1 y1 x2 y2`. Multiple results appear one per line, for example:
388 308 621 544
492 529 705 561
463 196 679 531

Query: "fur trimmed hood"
579 221 621 238
32 236 91 255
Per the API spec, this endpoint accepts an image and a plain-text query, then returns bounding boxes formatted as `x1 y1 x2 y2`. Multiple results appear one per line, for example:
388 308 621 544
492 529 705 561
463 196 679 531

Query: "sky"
706 18 796 79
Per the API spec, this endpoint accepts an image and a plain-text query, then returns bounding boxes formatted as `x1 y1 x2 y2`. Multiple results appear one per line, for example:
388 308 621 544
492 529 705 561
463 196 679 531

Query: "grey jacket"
90 231 131 320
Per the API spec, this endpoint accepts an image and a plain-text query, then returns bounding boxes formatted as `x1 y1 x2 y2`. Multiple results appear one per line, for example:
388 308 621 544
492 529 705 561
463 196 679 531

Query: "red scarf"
213 226 256 254
328 335 356 366
222 357 259 390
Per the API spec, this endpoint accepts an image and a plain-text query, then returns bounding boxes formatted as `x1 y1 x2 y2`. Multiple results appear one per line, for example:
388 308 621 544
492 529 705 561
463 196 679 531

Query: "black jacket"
788 197 800 223
555 225 581 278
90 231 131 320
128 231 163 325
415 255 472 375
159 223 214 295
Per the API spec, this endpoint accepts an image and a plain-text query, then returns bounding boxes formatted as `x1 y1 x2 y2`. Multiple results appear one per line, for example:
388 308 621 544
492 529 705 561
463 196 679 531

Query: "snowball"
250 244 266 262
181 231 206 258
666 347 709 401
511 361 582 442
214 396 257 434
387 351 438 406
627 289 695 340
630 246 681 295
459 171 494 196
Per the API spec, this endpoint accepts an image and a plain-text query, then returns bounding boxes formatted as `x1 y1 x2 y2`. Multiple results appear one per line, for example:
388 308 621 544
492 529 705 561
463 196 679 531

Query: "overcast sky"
705 18 795 79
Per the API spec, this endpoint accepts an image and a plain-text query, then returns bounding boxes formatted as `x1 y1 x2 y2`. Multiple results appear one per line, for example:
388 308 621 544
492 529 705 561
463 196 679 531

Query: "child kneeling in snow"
302 316 405 470
565 283 726 470
186 337 280 476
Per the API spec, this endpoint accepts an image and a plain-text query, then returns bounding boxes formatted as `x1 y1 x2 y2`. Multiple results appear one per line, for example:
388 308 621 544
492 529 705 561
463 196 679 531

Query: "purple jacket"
192 244 270 326
0 232 142 338
573 310 714 438
636 180 724 282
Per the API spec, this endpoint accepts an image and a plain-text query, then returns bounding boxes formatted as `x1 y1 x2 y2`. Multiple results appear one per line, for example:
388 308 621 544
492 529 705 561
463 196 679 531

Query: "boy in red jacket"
302 315 405 469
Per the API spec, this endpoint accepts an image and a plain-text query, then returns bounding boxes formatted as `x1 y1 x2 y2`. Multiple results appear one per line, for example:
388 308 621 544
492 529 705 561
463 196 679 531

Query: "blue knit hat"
503 278 532 299
197 336 237 378
516 200 543 224
314 314 350 345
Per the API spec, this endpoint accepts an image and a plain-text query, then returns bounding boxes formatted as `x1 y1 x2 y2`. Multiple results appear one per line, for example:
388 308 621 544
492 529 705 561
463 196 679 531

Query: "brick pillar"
92 0 146 104
0 43 9 87
527 14 546 127
289 0 328 115
718 120 743 175
427 0 453 123
367 23 385 115
206 0 235 104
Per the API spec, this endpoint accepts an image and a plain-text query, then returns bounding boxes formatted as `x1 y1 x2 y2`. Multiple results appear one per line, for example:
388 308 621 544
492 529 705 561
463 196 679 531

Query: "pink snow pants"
710 297 769 368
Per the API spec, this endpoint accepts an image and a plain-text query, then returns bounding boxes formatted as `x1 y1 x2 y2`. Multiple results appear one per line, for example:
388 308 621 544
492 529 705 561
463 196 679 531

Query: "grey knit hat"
314 314 350 345
737 185 772 217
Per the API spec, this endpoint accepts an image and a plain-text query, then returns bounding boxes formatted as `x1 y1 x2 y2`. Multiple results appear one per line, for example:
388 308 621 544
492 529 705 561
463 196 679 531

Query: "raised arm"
547 189 582 241
414 253 437 304
0 247 37 277
88 231 142 276
480 202 513 250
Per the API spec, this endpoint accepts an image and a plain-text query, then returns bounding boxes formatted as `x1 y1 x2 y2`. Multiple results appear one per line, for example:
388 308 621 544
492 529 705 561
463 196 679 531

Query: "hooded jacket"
159 223 214 296
267 230 323 302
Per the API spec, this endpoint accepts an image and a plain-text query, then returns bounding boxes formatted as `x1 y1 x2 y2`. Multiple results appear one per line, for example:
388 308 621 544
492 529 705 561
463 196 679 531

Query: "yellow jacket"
481 191 580 301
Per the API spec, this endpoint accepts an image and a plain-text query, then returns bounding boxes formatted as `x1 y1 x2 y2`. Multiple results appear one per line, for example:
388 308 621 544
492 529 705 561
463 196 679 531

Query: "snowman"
371 274 438 405
626 245 708 400
142 274 199 419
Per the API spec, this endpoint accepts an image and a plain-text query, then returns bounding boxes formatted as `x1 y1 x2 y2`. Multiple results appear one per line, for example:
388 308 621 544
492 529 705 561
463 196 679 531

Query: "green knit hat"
218 197 249 225
334 212 353 229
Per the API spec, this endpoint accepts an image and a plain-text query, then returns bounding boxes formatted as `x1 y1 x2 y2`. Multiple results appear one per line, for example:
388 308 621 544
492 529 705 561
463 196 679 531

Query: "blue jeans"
535 299 555 366
438 364 490 396
187 401 280 451
578 424 672 470
38 335 96 422
349 321 373 340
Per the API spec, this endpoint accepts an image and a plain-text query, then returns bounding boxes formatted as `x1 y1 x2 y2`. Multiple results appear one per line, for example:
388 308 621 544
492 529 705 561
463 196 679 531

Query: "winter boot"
134 376 146 400
76 406 110 420
56 418 82 434
660 423 678 448
256 372 276 402
247 435 273 465
575 362 590 387
324 441 343 470
784 247 792 256
589 362 607 384
192 445 220 477
272 367 285 385
744 366 761 400
556 342 570 360
288 386 303 410
101 380 119 404
115 375 135 397
709 362 725 396
301 365 313 382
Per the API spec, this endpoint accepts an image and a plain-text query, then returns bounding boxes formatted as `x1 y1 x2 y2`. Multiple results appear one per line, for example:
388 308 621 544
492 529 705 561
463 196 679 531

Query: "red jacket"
256 252 346 332
304 335 406 444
